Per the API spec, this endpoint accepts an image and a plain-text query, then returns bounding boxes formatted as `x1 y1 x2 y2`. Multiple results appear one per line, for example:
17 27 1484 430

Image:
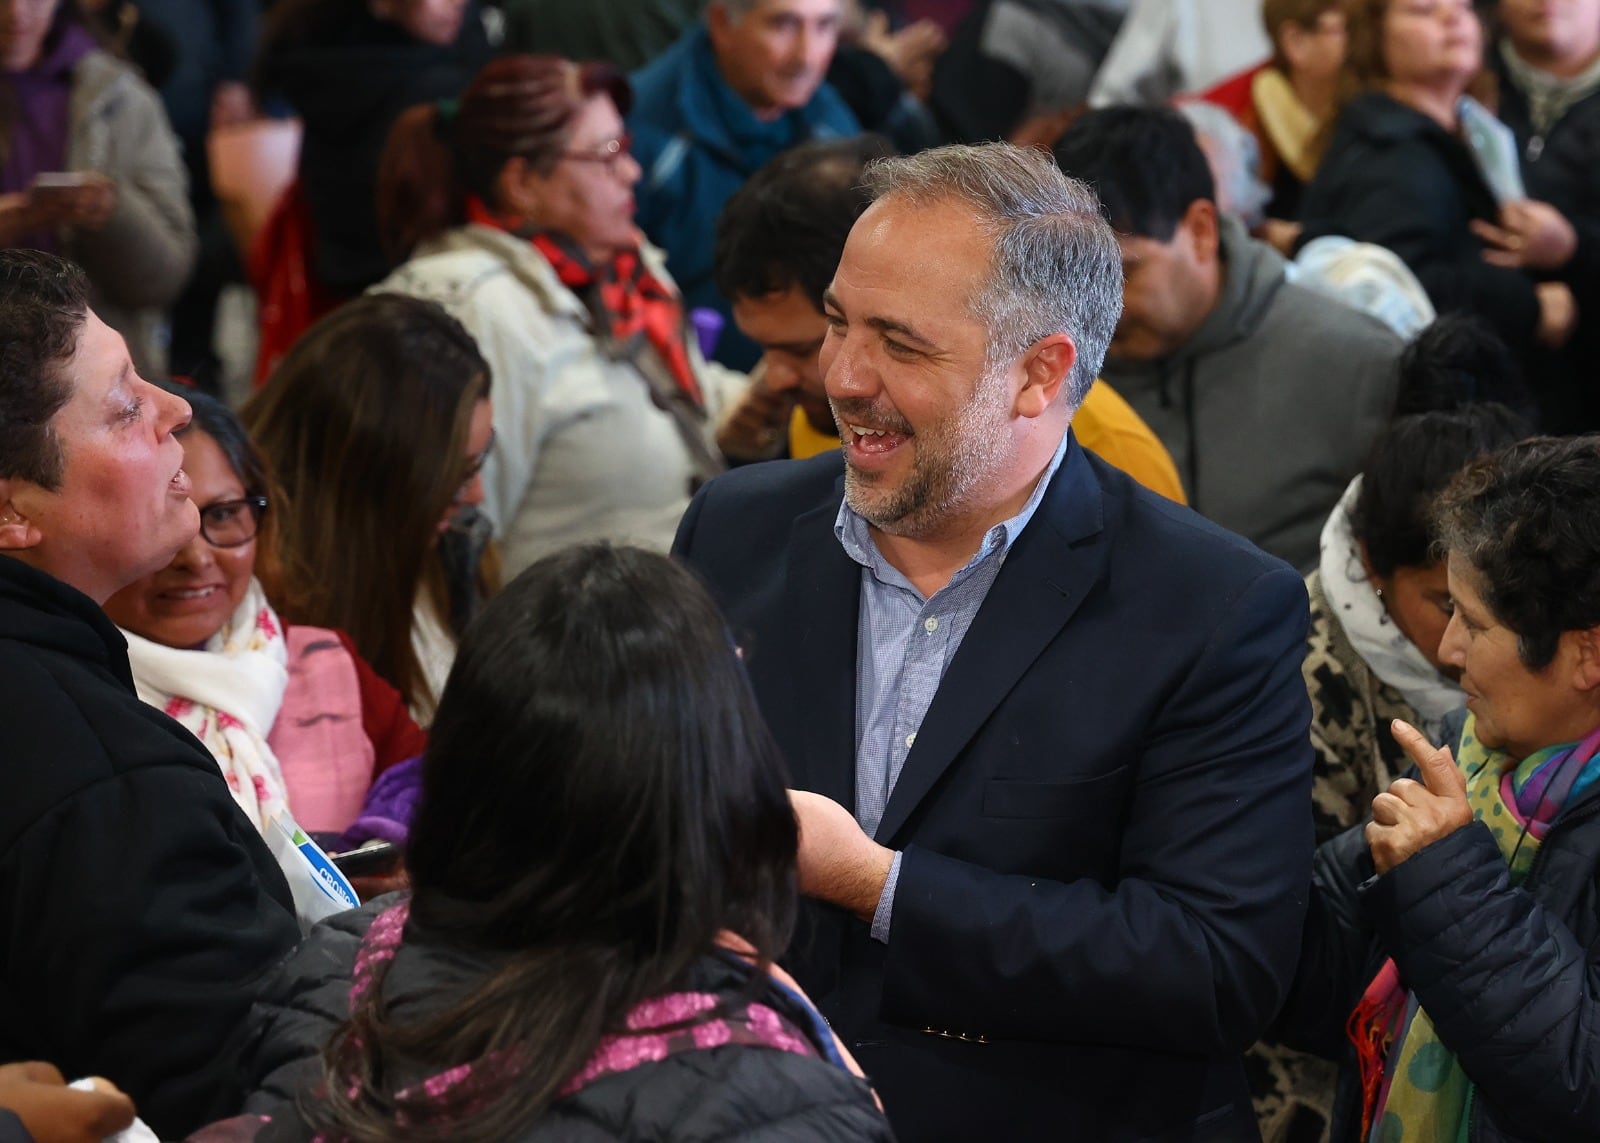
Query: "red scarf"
466 198 702 406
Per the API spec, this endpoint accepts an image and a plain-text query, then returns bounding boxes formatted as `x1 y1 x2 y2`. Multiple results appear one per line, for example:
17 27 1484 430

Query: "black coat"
1495 49 1600 432
256 4 490 293
1298 93 1555 391
1279 727 1600 1142
0 556 299 1139
242 899 895 1141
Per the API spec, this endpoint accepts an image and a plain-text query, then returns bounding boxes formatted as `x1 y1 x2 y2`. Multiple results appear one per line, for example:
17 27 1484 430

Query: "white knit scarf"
120 576 292 829
1318 477 1464 739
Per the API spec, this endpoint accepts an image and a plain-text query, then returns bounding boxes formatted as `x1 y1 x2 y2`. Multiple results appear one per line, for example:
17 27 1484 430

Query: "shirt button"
905 732 917 748
924 617 939 634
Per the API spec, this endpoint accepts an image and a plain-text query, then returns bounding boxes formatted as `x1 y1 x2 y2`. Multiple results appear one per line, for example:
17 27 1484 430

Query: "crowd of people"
4 0 1600 1141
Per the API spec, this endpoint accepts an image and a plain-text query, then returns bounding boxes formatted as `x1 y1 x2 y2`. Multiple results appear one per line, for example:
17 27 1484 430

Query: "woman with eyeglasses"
374 54 749 579
104 382 428 840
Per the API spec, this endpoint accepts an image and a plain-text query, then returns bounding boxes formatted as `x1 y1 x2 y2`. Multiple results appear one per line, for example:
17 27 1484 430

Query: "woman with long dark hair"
242 544 892 1142
242 292 495 723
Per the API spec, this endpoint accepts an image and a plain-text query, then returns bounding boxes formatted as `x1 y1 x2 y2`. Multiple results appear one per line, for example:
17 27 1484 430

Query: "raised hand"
1366 718 1473 875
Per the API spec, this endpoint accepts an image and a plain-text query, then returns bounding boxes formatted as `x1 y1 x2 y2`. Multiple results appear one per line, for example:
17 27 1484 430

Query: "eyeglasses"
451 430 496 507
198 496 269 548
561 133 633 166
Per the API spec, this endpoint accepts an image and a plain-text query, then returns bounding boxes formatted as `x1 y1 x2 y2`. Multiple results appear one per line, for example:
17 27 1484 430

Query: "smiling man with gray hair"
674 141 1314 1141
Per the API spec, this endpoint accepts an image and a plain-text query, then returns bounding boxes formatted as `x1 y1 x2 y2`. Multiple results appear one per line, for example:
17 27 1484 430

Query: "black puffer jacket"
1279 733 1600 1142
243 899 895 1142
0 555 299 1139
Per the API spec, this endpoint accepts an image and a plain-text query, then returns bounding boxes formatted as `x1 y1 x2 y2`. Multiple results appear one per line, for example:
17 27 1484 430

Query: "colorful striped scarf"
1352 714 1600 1142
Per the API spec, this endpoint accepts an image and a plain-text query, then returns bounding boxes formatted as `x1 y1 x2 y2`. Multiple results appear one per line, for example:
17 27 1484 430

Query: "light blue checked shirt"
835 430 1072 942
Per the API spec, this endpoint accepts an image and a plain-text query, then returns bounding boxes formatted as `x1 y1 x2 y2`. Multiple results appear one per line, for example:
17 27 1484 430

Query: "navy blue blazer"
673 436 1315 1142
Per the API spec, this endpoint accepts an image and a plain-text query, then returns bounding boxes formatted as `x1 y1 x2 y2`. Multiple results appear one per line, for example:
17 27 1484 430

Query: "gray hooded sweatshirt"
1100 215 1403 571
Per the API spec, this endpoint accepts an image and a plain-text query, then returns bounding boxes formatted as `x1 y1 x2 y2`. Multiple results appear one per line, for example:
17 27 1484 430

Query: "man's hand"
789 790 895 923
716 364 795 462
1536 280 1578 349
1366 719 1474 875
0 1063 136 1143
1473 199 1579 271
859 10 946 100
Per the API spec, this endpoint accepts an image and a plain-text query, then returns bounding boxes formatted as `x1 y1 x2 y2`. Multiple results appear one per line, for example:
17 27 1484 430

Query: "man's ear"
1015 333 1077 419
1181 198 1221 267
0 485 43 552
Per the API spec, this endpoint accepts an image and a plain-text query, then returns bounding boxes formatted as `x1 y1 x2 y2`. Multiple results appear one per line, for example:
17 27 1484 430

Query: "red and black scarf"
466 197 702 406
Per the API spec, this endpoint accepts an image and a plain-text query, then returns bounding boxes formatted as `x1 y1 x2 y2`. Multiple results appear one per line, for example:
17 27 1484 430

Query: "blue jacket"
628 24 860 368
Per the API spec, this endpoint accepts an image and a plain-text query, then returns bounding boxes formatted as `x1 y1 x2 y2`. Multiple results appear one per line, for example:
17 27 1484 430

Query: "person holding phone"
0 0 196 376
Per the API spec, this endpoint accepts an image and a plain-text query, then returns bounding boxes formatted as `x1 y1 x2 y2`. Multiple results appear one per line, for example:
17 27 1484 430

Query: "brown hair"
1262 0 1346 72
376 54 630 265
241 294 491 712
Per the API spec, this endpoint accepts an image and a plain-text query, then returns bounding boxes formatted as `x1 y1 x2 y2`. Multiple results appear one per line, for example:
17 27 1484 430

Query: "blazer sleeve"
1362 821 1600 1140
879 564 1315 1055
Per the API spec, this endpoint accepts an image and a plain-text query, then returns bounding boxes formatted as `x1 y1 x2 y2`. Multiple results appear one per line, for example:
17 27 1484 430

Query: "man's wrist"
849 843 896 923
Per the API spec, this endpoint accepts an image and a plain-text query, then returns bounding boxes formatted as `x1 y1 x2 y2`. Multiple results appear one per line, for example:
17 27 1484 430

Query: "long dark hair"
241 293 491 712
309 544 799 1142
375 53 630 264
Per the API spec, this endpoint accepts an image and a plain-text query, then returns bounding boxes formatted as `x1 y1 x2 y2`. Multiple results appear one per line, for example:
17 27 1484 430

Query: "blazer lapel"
874 442 1112 845
781 485 862 814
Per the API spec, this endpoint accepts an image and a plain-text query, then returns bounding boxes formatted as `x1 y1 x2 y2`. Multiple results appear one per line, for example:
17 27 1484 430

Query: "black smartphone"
329 840 402 878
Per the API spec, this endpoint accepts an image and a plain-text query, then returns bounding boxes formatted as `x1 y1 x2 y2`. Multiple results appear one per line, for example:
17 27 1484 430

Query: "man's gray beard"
842 366 1011 539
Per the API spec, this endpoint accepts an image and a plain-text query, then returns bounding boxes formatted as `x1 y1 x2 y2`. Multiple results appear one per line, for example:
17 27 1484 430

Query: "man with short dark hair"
676 142 1314 1140
629 0 861 369
1056 105 1403 569
0 249 299 1138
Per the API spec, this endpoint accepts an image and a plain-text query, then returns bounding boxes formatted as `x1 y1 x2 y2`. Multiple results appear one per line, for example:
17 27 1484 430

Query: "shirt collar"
834 428 1073 592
